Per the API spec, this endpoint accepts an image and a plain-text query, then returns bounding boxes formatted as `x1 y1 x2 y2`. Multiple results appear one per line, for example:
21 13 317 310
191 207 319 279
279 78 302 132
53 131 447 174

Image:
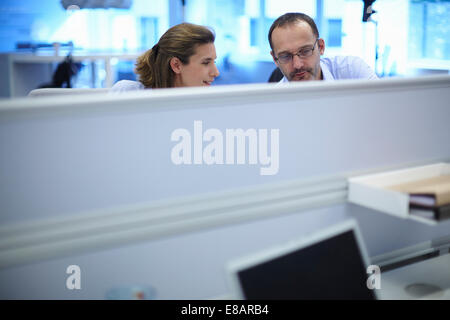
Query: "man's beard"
288 67 314 81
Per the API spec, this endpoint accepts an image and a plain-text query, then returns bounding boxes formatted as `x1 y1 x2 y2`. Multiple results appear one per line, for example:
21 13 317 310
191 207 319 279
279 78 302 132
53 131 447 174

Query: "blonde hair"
135 23 215 88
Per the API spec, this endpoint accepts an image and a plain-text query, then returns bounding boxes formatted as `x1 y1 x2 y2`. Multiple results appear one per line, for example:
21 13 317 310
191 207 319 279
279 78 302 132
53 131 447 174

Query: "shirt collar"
278 76 289 83
320 59 334 80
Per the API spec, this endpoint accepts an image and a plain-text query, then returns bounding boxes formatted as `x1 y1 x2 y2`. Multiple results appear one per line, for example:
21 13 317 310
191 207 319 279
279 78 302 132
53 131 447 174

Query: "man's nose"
292 54 304 69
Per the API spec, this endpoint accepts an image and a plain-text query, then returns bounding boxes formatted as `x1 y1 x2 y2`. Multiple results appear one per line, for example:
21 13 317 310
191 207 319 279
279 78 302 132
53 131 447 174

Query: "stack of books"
390 175 450 222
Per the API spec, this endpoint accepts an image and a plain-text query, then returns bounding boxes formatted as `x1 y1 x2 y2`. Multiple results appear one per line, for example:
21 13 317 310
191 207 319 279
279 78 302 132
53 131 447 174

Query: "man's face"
270 21 325 81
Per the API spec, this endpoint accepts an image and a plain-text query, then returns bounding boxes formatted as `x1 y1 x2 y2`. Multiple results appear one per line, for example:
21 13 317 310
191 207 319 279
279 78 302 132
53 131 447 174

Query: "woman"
110 23 220 92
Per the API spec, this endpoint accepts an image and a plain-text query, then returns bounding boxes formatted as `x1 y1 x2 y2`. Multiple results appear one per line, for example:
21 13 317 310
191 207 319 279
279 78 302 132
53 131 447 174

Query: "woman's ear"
170 57 182 74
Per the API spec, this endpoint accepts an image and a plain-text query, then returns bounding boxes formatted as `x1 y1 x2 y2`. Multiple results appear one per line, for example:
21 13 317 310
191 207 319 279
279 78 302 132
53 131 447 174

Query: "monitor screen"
236 230 375 300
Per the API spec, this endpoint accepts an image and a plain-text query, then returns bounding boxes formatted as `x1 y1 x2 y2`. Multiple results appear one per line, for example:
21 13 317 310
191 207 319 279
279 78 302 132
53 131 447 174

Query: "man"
269 12 378 82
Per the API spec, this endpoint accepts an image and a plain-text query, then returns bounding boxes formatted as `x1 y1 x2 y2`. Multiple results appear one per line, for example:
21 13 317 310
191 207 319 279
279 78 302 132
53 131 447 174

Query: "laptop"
227 219 378 300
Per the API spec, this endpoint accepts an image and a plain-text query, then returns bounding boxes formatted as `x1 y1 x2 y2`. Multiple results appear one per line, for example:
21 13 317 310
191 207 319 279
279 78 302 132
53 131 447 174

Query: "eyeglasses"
275 39 319 64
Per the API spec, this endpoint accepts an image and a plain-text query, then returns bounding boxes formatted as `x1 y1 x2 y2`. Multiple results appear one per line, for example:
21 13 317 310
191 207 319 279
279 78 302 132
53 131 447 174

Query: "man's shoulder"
320 55 367 68
320 56 378 80
109 80 145 93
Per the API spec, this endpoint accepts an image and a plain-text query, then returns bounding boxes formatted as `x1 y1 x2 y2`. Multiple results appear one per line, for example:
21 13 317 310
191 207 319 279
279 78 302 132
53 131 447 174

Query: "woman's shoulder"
109 80 145 93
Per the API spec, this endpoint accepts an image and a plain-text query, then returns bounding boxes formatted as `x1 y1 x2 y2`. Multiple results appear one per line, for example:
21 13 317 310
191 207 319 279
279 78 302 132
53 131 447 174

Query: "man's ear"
318 38 325 55
270 51 279 68
170 57 182 74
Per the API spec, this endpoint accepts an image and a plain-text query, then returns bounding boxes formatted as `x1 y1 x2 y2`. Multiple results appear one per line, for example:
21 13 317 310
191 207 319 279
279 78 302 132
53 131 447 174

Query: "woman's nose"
211 64 220 78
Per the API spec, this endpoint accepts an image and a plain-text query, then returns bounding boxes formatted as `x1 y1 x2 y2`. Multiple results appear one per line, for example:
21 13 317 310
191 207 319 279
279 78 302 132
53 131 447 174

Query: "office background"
0 0 450 300
0 0 448 93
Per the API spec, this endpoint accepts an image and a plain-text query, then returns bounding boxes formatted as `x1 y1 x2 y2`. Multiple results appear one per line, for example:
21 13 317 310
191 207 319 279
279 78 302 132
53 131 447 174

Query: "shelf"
348 163 450 226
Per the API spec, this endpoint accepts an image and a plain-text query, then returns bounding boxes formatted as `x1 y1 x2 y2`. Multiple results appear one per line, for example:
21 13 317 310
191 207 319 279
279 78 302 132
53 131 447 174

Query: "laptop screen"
234 228 375 300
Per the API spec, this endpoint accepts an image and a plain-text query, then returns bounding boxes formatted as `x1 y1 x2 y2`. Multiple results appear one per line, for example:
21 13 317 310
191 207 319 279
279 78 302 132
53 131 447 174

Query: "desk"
211 253 450 300
379 253 450 300
0 51 141 97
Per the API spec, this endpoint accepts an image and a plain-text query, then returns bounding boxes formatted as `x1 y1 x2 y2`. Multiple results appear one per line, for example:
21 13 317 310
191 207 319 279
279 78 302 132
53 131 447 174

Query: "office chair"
268 67 284 83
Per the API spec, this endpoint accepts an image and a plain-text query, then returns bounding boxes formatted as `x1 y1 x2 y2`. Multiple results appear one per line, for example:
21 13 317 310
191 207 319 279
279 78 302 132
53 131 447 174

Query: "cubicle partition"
0 75 449 299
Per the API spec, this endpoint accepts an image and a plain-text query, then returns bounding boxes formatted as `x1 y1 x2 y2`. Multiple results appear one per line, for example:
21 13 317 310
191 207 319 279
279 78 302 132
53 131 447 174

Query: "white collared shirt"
109 80 145 93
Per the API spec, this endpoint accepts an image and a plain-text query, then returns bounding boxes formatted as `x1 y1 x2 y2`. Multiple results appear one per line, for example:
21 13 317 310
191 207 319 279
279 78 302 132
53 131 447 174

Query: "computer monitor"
227 219 377 299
